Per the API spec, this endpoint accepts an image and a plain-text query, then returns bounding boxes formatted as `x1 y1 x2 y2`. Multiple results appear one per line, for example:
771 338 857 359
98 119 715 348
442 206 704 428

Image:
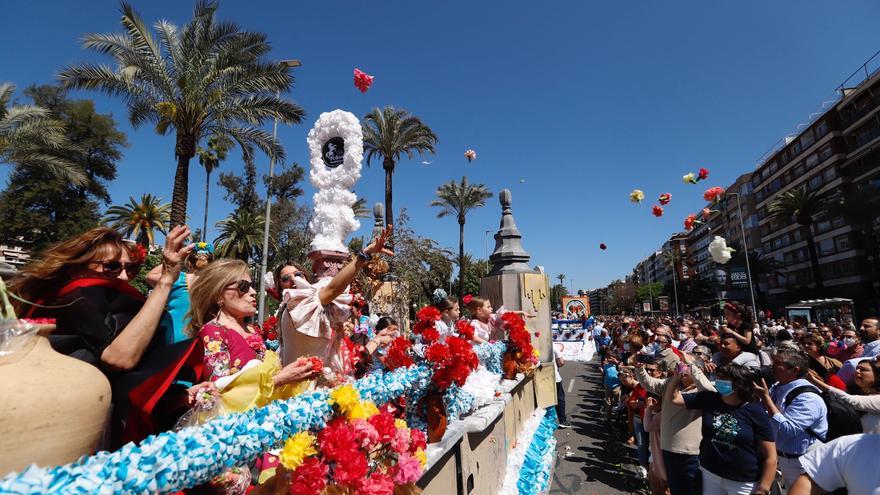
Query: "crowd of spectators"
590 301 880 495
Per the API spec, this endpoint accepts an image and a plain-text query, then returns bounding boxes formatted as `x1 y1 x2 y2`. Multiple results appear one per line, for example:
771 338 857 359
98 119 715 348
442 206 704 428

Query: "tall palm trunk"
458 217 465 302
802 224 824 289
171 135 196 228
203 169 212 241
383 158 395 229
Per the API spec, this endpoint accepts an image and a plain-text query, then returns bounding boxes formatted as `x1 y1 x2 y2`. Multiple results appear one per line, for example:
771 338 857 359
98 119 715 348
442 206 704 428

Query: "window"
739 182 754 195
793 229 802 242
834 234 850 251
791 139 803 157
816 219 831 233
794 162 806 177
756 189 765 202
840 259 856 276
773 237 784 249
819 238 835 256
771 178 782 192
744 214 759 229
821 263 840 279
816 119 829 138
808 174 823 190
800 129 815 149
819 144 834 160
806 153 819 168
832 215 846 228
823 166 837 182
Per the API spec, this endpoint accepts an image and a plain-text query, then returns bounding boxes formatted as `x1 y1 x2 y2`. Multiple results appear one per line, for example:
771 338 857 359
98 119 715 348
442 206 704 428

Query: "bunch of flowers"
501 312 539 375
353 68 374 93
684 213 700 231
260 315 280 351
424 335 479 390
411 305 441 344
683 167 710 184
293 355 325 375
280 385 426 495
703 186 725 203
455 320 475 341
384 336 414 371
464 149 477 162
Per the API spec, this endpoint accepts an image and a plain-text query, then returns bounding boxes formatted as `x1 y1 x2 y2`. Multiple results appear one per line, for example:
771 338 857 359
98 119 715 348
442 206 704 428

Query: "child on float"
430 289 460 341
463 294 533 343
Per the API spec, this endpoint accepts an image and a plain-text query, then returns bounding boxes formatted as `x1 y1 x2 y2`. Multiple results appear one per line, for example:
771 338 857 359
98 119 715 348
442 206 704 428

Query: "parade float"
0 110 558 495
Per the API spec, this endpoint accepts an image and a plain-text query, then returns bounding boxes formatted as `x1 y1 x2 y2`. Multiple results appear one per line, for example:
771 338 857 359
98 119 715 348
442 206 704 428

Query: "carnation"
393 453 424 485
455 320 475 340
391 426 411 454
317 418 357 461
421 327 440 344
416 306 441 322
332 448 369 486
350 418 380 449
357 471 396 495
410 429 427 451
288 457 329 495
369 411 398 443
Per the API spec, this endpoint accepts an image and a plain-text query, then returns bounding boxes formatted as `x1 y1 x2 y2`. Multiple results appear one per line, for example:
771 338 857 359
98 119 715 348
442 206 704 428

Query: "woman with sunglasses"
10 225 199 448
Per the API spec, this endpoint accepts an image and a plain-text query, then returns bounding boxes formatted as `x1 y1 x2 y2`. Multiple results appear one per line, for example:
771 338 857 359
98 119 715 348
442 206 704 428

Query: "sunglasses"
95 260 142 278
226 279 254 294
280 272 305 283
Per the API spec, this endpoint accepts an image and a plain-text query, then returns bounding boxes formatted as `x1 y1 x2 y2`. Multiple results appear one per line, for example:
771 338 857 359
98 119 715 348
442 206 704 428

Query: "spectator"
553 346 570 428
603 354 622 410
723 301 758 354
754 349 828 490
671 363 777 495
624 366 651 475
801 334 842 377
828 328 862 361
635 357 713 495
677 323 697 354
806 359 880 434
711 333 761 370
789 434 880 495
837 318 880 384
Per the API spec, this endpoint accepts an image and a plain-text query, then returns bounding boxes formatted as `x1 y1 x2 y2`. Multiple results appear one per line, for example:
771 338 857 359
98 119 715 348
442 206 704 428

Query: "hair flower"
462 294 473 305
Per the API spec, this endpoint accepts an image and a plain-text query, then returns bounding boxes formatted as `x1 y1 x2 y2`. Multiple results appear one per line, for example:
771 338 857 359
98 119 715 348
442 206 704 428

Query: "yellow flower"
532 348 540 358
329 384 360 413
279 432 317 470
629 189 644 203
362 401 379 417
394 418 408 429
206 340 221 353
414 448 427 467
346 402 369 420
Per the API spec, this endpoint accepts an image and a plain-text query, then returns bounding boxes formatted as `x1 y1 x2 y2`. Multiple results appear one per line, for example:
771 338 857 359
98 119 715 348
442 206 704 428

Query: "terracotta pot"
424 390 447 444
502 350 518 380
0 324 111 476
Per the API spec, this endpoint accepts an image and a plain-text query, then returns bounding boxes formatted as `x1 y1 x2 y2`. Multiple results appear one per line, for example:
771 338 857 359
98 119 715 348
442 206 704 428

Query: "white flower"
708 236 735 264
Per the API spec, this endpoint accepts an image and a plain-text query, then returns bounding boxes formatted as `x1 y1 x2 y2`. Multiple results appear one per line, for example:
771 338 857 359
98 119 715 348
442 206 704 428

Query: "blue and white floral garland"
0 364 432 495
499 407 558 495
474 341 505 374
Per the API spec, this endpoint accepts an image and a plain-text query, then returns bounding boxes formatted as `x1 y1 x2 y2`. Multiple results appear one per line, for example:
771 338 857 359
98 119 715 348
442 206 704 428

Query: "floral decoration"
130 244 147 263
708 235 735 264
502 312 539 375
698 167 710 180
455 320 475 341
684 214 698 231
464 149 477 162
260 315 280 351
658 193 671 205
462 294 473 305
424 335 479 390
384 337 414 371
629 189 645 203
652 205 664 217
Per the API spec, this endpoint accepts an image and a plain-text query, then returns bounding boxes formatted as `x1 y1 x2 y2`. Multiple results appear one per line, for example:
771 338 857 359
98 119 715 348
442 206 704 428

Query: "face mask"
843 338 857 347
623 343 631 351
651 342 661 354
714 379 734 396
677 333 687 341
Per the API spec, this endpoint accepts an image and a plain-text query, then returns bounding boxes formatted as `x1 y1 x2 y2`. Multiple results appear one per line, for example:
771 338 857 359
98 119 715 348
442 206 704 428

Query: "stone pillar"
479 190 552 364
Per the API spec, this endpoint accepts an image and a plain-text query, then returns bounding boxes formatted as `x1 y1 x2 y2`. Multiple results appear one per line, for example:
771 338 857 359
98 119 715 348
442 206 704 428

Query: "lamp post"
727 192 758 322
257 59 301 324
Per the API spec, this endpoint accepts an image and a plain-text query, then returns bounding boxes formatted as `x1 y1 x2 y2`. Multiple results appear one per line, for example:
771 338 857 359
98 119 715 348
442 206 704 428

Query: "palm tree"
430 176 493 300
823 184 880 291
363 106 437 229
557 273 566 286
104 194 171 246
769 186 826 289
215 209 265 262
197 134 233 240
59 1 305 227
0 83 84 184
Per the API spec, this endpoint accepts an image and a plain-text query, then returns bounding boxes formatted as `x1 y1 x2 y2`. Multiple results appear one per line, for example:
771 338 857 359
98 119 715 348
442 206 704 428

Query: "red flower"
703 186 725 203
416 306 441 322
425 342 451 366
455 320 475 341
131 244 147 263
411 319 433 335
368 411 397 443
353 68 374 93
599 243 607 250
357 471 395 495
421 327 440 344
332 448 369 486
385 337 414 371
698 167 710 180
409 428 427 452
261 315 278 333
652 205 664 217
462 294 473 305
684 214 697 231
658 193 672 205
288 457 329 495
317 418 357 462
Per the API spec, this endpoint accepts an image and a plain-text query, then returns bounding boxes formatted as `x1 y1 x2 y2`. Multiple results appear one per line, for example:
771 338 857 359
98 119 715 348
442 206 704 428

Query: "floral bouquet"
278 384 426 495
500 312 539 379
260 315 280 351
410 306 441 344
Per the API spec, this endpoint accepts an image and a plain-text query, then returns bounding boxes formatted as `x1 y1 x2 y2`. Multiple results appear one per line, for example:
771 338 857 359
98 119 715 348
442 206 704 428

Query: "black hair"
774 348 810 378
847 359 880 395
433 296 457 313
716 363 758 403
725 300 754 328
376 316 398 332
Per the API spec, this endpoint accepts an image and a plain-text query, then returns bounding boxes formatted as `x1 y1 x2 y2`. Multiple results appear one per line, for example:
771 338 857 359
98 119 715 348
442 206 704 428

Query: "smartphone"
636 354 656 365
675 362 691 376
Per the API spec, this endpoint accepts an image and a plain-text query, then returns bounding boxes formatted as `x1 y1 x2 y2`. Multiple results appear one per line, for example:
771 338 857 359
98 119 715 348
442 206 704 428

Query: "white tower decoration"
306 110 363 278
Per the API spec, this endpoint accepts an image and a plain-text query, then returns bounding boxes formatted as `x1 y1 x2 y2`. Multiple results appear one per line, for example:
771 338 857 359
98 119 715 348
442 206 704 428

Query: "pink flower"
652 205 664 217
391 427 411 454
393 453 424 484
702 208 713 221
353 68 374 93
350 419 379 449
358 471 396 495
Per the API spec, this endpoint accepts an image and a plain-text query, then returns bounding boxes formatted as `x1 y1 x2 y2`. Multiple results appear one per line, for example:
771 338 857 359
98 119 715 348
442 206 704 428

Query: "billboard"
560 296 591 319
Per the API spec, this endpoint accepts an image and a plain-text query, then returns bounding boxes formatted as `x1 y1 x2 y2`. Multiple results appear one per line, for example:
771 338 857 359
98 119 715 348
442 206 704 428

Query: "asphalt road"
549 359 649 495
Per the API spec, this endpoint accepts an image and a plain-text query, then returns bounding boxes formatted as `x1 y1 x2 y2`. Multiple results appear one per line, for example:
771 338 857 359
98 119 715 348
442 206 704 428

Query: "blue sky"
3 1 880 291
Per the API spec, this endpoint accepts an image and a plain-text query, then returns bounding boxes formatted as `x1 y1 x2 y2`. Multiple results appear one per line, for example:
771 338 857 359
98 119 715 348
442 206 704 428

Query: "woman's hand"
186 381 218 407
364 225 394 257
160 225 194 284
806 369 830 390
274 362 319 386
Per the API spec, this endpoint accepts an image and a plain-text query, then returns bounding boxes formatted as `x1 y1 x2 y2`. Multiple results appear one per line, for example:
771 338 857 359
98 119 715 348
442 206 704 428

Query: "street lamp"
726 192 758 323
257 59 301 324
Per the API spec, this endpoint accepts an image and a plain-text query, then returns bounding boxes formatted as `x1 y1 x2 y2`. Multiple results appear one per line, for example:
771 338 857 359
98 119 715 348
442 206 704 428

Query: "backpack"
783 385 863 442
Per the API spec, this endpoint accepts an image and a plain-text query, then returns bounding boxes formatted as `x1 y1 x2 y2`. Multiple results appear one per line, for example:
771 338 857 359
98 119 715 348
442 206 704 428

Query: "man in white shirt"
711 333 760 369
790 434 880 495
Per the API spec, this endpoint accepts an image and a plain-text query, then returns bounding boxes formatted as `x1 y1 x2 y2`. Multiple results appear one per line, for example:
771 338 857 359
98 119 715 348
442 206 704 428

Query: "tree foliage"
388 209 453 315
103 194 171 246
0 85 126 252
452 253 489 299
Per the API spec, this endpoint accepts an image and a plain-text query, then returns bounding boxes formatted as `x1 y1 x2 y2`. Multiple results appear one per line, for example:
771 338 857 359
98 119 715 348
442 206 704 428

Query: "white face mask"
843 337 857 347
624 343 631 351
677 333 687 341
